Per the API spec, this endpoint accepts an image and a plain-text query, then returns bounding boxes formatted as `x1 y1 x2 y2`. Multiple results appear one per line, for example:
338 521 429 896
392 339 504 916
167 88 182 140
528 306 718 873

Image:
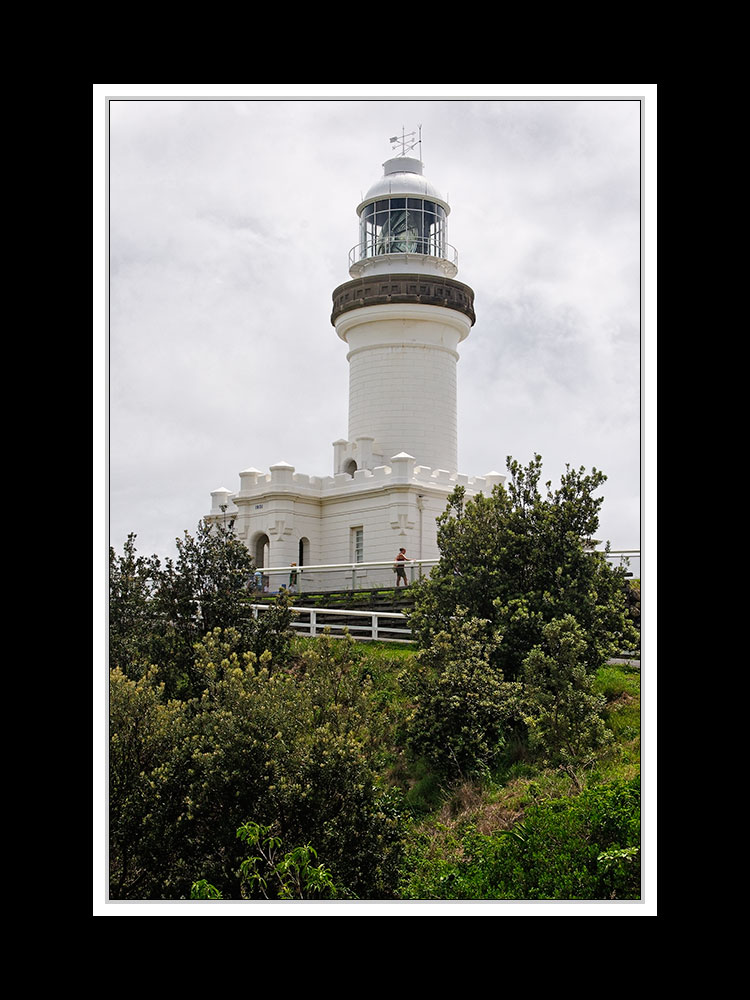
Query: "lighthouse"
207 137 504 588
331 152 476 477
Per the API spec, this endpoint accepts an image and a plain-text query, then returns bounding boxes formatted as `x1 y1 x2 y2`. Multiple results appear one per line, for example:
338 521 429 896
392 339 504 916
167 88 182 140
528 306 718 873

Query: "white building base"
208 453 504 591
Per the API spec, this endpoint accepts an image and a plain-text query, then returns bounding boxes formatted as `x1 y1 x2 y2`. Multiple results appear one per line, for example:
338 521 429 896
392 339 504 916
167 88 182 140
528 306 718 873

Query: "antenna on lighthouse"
389 125 422 158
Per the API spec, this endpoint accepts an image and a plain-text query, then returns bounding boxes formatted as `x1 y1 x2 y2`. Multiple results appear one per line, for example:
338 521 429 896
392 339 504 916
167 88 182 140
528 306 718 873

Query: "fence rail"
248 604 640 658
249 550 639 596
249 603 411 643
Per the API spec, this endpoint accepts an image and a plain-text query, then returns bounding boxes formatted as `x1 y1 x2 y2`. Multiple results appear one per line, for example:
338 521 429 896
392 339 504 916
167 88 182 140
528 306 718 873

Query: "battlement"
210 455 505 514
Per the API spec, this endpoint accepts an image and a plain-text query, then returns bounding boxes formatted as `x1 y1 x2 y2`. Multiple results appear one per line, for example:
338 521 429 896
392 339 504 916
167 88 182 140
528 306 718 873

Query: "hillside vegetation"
109 456 641 901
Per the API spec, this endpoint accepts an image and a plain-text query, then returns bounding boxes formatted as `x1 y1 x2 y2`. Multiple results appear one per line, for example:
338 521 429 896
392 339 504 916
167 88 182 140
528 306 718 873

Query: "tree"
156 518 255 674
109 666 193 898
109 534 163 680
522 615 614 788
409 455 636 680
110 627 406 899
403 608 523 779
110 519 257 698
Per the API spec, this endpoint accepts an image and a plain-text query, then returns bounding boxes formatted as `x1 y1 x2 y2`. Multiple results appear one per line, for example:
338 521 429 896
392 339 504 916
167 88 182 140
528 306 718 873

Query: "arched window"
343 459 357 477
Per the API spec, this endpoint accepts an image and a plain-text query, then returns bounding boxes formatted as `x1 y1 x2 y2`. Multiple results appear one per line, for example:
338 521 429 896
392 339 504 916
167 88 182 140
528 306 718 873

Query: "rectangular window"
351 527 364 564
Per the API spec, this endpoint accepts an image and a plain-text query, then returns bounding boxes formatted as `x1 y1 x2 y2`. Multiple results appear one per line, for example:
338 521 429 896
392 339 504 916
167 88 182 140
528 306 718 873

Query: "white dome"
357 157 449 214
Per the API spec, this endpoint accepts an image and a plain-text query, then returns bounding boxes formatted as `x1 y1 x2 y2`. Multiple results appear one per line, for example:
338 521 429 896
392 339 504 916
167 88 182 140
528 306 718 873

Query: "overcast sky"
105 89 648 572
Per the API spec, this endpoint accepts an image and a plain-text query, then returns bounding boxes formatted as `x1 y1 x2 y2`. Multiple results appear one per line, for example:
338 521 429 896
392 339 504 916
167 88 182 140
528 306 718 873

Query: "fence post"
372 614 378 641
310 610 317 637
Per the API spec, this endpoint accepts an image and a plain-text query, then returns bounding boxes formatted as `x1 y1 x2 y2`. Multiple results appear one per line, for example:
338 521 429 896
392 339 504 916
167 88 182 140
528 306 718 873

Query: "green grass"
594 663 641 752
594 663 641 701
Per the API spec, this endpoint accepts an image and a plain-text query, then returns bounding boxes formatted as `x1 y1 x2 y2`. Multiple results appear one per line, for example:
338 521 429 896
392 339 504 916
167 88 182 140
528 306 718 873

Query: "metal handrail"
253 551 639 576
254 558 435 574
348 242 459 268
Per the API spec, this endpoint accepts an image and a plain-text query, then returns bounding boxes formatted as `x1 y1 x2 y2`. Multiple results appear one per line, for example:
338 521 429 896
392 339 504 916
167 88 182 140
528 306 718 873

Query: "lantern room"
348 156 458 279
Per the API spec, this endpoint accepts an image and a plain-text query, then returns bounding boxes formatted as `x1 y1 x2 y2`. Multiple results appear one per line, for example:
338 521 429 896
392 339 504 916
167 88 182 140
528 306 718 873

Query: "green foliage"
190 879 222 899
404 761 444 814
160 517 254 636
593 662 641 748
594 664 641 701
409 455 636 680
522 616 614 785
400 776 641 900
623 578 641 638
109 534 164 681
244 592 295 665
402 608 523 779
110 487 641 901
152 519 254 696
110 521 255 699
109 627 407 900
109 667 194 898
235 821 351 899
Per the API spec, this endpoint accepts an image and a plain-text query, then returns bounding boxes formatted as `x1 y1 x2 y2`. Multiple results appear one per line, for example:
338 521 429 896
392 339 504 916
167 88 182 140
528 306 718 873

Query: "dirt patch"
610 691 636 707
436 781 526 835
475 804 525 836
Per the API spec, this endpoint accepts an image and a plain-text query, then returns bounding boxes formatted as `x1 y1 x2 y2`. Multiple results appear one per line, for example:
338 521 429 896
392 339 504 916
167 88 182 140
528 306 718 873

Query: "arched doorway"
298 537 310 567
254 533 270 568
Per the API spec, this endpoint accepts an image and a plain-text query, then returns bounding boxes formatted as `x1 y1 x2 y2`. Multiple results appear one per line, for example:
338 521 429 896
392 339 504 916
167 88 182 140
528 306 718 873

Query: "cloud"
107 96 642 564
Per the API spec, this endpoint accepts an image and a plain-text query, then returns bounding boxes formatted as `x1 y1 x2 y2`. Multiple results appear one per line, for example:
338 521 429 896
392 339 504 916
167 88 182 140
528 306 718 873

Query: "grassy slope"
342 639 642 899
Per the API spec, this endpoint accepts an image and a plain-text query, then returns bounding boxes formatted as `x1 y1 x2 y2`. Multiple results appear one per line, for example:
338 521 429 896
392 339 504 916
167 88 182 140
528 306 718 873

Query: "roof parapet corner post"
210 487 235 513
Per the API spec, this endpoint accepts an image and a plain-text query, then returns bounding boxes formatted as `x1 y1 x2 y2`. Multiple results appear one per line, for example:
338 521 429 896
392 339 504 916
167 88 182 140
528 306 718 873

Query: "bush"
409 455 636 680
400 776 641 900
522 616 614 785
402 608 523 779
110 626 407 899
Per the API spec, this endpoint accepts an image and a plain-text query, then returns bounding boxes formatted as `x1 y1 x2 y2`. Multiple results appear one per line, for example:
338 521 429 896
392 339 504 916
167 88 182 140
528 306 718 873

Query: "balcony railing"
251 558 435 596
248 551 640 596
348 241 459 270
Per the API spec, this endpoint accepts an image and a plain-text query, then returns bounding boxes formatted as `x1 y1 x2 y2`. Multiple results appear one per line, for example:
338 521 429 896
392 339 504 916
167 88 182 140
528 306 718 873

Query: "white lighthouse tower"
331 149 475 477
207 137 504 589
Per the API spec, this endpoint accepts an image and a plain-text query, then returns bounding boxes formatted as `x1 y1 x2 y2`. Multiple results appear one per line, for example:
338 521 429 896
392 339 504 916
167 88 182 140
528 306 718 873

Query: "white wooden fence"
249 604 411 643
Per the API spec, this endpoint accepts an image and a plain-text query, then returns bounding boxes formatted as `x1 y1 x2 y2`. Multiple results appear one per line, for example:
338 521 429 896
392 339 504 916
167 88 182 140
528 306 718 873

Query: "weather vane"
389 125 422 158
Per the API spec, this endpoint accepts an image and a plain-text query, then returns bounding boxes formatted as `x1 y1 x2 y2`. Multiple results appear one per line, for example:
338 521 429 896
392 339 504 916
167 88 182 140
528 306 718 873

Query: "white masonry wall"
336 303 472 477
209 456 505 593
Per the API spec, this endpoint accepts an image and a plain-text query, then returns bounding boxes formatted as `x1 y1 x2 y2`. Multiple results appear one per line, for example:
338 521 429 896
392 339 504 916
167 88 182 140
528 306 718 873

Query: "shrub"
402 608 523 779
399 776 641 900
522 616 614 786
110 626 407 899
409 455 636 680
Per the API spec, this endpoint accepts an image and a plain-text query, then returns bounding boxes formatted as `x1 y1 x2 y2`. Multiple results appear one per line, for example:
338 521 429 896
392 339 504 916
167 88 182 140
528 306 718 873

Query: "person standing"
394 547 410 588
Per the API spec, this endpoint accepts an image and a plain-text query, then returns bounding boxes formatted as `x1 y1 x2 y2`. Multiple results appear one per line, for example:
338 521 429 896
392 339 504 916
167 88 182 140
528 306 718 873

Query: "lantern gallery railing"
348 241 459 269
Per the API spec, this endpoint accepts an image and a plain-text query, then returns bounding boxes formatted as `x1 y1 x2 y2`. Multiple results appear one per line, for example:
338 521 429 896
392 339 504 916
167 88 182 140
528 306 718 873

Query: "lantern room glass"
359 198 447 259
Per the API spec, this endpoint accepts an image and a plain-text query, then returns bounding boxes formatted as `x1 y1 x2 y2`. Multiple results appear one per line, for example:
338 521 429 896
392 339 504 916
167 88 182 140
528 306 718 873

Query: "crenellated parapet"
209 455 505 516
